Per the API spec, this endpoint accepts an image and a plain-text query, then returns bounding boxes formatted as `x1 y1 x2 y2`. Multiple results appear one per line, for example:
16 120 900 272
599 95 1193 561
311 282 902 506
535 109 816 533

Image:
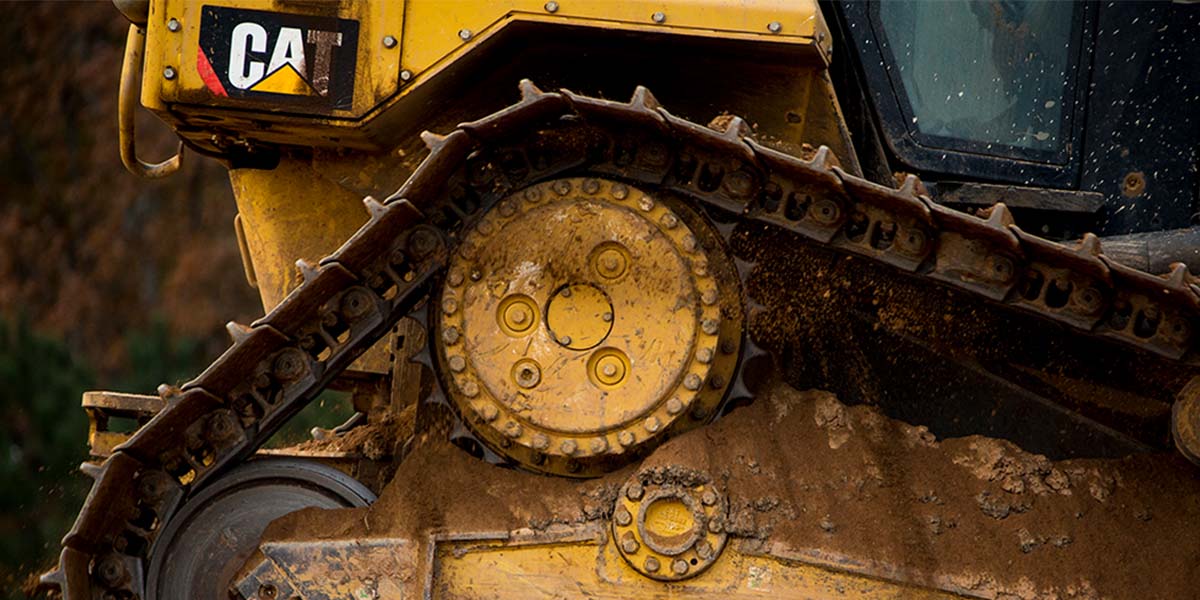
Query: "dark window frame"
839 1 1096 188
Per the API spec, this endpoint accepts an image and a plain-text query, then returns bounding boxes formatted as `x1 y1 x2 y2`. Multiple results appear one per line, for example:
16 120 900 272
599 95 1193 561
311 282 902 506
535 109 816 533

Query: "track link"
46 80 1200 598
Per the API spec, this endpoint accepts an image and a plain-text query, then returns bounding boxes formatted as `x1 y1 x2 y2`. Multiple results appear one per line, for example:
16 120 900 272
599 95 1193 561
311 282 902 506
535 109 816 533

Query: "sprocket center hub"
438 177 743 476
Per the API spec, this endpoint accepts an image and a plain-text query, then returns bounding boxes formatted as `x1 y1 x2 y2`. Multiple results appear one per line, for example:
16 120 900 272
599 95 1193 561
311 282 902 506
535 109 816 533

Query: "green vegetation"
0 316 211 597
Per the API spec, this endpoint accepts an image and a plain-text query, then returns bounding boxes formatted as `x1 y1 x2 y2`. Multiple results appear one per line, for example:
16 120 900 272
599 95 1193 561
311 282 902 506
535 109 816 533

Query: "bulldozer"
40 0 1200 597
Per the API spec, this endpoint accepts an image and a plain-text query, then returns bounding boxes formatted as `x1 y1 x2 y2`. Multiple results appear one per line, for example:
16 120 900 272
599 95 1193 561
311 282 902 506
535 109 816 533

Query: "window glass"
877 0 1075 152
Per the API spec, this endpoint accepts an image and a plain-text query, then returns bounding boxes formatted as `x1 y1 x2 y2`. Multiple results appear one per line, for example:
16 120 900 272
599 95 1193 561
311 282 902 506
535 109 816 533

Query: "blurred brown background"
0 3 260 593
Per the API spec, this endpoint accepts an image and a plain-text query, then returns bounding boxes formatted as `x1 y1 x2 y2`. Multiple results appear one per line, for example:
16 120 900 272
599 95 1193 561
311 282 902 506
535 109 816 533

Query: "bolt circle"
613 471 728 581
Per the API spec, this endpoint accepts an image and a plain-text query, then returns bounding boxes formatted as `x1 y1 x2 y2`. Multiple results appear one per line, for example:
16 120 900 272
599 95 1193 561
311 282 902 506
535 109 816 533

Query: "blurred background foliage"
0 2 266 595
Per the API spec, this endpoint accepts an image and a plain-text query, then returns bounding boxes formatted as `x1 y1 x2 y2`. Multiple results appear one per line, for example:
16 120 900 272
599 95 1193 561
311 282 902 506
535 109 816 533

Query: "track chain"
46 80 1200 598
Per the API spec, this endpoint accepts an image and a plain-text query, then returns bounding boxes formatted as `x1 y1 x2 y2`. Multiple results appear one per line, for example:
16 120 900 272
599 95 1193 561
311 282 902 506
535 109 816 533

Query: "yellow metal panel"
434 538 972 599
401 0 828 82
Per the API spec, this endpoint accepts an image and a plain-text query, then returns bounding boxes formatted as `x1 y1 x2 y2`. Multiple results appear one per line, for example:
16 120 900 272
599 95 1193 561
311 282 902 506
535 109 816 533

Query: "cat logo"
198 6 359 110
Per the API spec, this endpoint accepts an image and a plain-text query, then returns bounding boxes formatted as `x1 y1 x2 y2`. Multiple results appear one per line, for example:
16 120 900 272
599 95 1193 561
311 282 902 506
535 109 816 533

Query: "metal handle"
119 24 182 179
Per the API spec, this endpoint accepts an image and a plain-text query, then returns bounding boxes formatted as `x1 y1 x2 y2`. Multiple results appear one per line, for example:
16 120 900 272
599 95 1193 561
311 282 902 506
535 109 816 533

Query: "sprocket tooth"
225 321 253 344
517 78 546 101
897 174 924 197
362 195 389 219
419 130 449 152
1075 232 1103 257
809 145 837 170
1166 262 1191 288
629 85 662 111
38 567 64 590
713 115 754 142
296 259 319 283
734 256 756 280
156 383 180 400
983 202 1015 228
78 462 102 480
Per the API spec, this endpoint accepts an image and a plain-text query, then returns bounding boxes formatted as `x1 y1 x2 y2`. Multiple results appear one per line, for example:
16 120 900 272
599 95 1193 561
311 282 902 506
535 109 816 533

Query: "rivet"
442 326 460 345
498 200 516 217
448 269 464 287
479 403 498 422
702 319 719 335
470 269 483 281
615 506 632 526
682 234 698 252
167 18 181 32
661 214 678 229
709 375 725 389
693 260 708 277
524 187 542 203
458 29 473 41
583 179 601 194
532 433 550 450
622 538 640 553
652 11 666 23
449 355 466 372
544 0 559 13
553 180 572 195
644 556 660 572
701 289 718 306
684 374 702 391
692 405 709 420
721 339 737 354
461 380 479 398
382 35 398 48
602 312 613 322
400 69 413 81
590 437 608 452
504 421 523 438
701 489 717 506
602 363 618 377
442 297 458 315
638 197 655 212
561 287 572 298
559 335 573 346
767 21 782 33
611 184 629 200
626 482 644 501
697 348 714 364
672 559 689 575
666 397 684 415
618 431 635 447
163 66 177 80
561 439 578 455
644 416 662 433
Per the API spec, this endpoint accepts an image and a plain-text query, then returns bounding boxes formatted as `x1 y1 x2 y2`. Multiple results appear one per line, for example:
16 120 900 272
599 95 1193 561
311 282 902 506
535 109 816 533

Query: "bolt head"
672 559 689 575
400 69 413 81
163 66 177 80
167 18 181 32
544 0 559 12
615 506 633 526
458 29 473 41
383 35 398 48
626 482 644 501
767 21 782 33
652 11 666 23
